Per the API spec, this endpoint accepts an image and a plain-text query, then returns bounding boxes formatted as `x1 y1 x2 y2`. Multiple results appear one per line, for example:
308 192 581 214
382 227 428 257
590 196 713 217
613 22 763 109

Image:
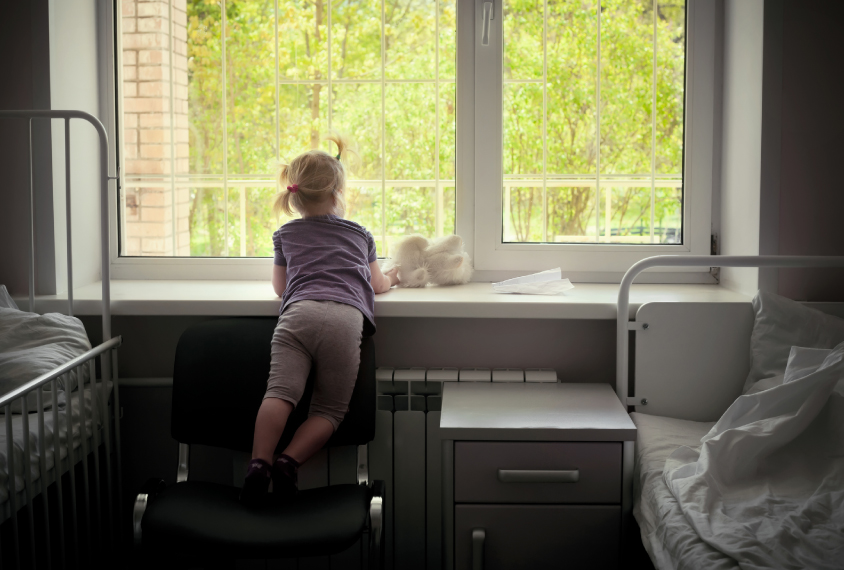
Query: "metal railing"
0 110 123 568
616 255 844 403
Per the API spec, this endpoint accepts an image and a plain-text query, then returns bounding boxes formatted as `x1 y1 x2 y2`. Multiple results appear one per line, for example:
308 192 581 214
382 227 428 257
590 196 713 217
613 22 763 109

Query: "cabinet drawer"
455 504 619 570
455 442 621 504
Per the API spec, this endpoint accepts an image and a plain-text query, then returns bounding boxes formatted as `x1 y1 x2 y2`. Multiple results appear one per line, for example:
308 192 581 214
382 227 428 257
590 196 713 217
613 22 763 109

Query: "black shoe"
272 471 299 499
240 472 270 507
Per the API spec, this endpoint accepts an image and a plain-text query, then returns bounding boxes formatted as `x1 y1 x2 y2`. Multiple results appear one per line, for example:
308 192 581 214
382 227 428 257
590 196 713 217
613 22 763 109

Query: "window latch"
482 1 494 46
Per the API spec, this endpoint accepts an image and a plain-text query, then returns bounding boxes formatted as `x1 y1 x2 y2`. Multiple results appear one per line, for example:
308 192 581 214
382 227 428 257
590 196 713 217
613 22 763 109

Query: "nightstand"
439 382 636 570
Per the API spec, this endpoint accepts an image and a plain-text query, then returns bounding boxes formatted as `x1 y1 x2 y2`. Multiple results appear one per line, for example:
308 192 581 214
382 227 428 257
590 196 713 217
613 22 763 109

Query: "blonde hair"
274 133 353 218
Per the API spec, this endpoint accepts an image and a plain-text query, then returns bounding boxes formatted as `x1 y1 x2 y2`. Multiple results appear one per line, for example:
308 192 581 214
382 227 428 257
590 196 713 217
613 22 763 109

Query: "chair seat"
142 481 372 559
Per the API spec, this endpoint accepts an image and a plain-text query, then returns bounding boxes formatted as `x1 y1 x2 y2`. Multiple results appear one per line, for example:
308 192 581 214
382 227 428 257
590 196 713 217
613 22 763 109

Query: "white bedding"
0 306 92 412
631 412 738 570
633 345 844 570
0 382 112 508
664 344 844 570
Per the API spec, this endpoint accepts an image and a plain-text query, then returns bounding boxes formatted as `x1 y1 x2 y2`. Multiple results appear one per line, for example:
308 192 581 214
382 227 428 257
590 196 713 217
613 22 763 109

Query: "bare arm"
370 261 399 294
272 265 287 297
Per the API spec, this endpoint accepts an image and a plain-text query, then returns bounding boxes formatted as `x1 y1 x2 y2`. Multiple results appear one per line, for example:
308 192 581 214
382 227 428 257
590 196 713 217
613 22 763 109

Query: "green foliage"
184 0 684 256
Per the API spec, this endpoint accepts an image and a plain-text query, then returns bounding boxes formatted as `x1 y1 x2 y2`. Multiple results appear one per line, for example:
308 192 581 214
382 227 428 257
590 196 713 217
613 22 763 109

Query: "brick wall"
121 0 190 256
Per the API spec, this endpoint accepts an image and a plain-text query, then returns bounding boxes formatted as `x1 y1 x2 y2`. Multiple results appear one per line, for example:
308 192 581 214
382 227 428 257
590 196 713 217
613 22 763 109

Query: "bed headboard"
631 301 844 421
631 302 752 421
617 255 844 422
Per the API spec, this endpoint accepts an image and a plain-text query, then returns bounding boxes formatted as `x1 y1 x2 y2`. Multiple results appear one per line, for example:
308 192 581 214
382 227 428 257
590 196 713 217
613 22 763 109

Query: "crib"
0 110 123 568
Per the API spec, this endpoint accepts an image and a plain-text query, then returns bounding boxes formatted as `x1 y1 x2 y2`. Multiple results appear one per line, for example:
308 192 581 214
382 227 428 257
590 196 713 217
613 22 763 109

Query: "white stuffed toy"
383 234 473 288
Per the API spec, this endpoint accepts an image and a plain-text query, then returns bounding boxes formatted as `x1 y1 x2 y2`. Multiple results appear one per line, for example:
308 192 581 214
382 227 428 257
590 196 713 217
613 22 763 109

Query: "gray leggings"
265 300 363 430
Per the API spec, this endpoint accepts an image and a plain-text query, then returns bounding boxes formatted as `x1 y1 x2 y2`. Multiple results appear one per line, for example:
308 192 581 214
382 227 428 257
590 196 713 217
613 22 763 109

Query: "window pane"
656 1 685 176
655 184 682 244
386 83 436 180
120 0 455 257
503 83 543 176
385 0 436 80
439 82 456 179
599 186 651 243
546 0 597 177
546 184 597 242
386 186 438 255
502 0 685 245
599 0 653 176
332 0 381 80
503 0 544 80
281 0 329 81
225 1 277 175
439 0 457 79
504 185 544 243
188 187 226 256
279 84 328 160
331 83 382 179
346 184 383 248
187 2 223 175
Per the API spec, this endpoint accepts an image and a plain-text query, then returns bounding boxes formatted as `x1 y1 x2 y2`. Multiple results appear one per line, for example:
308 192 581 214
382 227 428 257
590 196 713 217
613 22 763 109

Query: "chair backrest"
171 317 376 453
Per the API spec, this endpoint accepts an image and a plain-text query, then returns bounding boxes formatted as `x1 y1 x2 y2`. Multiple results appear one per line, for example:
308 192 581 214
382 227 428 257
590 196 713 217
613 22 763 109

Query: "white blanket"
631 412 737 570
664 343 844 570
0 307 92 412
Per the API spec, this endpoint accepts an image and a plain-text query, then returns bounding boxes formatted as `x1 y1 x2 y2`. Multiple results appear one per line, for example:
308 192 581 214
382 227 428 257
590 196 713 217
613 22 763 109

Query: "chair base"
135 479 385 569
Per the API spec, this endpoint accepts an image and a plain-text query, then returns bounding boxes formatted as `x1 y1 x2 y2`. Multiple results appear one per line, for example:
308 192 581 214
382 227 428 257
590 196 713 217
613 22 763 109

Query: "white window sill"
26 280 751 320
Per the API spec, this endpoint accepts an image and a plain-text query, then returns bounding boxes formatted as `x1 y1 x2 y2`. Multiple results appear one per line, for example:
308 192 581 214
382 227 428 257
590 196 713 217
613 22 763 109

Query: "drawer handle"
472 528 485 570
497 469 580 483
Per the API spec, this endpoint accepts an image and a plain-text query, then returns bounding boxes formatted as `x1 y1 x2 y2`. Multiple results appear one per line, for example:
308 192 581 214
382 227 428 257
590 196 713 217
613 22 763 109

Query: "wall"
0 0 55 298
777 0 844 301
717 0 764 295
48 0 107 292
0 0 109 297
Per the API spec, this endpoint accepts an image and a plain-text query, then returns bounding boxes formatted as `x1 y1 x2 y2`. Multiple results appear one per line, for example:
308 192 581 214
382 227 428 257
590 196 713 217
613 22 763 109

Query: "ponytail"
273 133 356 218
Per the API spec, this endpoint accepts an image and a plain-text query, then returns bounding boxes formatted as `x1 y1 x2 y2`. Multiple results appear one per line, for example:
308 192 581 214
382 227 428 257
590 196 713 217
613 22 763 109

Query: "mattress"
0 382 113 519
630 412 738 570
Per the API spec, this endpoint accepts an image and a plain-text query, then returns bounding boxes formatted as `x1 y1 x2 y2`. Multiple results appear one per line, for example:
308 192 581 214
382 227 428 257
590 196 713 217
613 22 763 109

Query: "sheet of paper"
492 268 574 295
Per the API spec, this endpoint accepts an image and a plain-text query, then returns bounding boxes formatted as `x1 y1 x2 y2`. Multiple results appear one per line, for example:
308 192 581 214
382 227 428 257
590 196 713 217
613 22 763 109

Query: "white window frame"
109 0 718 282
465 0 717 282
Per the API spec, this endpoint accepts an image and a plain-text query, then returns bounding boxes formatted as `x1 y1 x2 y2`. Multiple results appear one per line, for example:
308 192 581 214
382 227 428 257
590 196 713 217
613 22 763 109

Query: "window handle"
481 2 494 46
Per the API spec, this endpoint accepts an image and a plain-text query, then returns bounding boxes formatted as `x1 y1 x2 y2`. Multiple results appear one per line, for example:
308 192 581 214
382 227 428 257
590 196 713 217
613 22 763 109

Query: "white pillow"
0 308 92 412
743 290 844 393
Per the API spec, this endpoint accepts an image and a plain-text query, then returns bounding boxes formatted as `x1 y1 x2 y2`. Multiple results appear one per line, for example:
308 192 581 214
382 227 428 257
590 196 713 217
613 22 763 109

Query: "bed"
617 255 844 570
0 110 123 569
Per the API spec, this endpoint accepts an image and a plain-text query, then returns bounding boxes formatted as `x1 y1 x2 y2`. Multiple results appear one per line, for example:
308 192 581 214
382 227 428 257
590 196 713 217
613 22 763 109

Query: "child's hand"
385 267 400 287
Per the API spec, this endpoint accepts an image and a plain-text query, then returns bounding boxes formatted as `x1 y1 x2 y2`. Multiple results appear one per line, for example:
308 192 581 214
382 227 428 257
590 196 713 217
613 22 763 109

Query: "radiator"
373 367 557 570
234 367 558 570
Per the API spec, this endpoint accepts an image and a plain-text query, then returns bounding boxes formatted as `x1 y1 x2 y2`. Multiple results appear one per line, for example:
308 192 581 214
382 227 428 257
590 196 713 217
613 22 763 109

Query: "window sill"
26 280 751 320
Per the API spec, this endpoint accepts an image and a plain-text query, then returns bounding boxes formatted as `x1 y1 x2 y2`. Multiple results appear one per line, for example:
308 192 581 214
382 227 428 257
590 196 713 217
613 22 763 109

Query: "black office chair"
132 317 384 568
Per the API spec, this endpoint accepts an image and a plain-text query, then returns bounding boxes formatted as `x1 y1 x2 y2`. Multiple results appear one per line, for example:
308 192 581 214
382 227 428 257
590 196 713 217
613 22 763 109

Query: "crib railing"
0 336 123 569
0 109 123 568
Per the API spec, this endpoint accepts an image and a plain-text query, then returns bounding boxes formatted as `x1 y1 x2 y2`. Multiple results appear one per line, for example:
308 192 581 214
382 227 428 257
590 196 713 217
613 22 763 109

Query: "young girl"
241 135 398 505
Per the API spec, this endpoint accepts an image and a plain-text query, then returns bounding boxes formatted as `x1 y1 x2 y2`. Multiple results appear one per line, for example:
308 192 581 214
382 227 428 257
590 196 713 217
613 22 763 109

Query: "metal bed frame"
0 110 123 568
614 253 844 544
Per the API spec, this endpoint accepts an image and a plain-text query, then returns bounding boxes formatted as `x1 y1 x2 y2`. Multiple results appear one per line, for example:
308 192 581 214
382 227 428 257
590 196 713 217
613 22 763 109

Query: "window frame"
110 0 718 283
467 0 717 280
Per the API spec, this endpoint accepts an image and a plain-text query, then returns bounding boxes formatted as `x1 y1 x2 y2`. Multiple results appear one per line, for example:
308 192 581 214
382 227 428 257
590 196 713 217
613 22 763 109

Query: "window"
115 0 714 279
472 0 713 275
118 0 456 259
500 0 685 246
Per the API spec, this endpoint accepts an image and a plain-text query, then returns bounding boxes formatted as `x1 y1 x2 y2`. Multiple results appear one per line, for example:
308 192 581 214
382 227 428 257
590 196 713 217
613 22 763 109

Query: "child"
241 134 398 505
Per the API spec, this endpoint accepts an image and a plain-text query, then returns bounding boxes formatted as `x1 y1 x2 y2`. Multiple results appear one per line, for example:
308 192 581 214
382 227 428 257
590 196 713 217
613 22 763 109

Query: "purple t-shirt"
273 215 377 336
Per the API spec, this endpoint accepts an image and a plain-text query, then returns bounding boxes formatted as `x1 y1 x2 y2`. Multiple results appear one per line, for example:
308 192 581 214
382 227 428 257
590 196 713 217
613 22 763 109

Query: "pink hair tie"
287 184 299 193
